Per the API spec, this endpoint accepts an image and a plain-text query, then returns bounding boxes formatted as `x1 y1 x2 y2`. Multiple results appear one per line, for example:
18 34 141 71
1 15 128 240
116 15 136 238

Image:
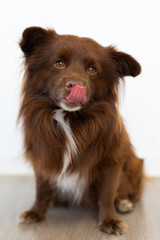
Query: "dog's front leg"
98 162 127 235
17 175 53 223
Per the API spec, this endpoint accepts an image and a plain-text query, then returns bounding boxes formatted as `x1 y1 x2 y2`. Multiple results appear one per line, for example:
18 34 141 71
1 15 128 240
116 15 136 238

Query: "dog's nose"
66 81 79 90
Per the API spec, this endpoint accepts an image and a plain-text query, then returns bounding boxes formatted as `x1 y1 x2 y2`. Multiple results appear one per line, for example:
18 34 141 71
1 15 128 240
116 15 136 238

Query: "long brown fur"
18 27 143 235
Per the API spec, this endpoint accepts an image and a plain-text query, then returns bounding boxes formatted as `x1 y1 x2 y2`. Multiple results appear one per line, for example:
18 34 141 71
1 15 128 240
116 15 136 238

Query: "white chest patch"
53 109 86 204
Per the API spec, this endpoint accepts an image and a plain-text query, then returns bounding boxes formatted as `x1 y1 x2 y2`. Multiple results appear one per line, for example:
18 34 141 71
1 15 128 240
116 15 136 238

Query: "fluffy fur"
18 26 143 235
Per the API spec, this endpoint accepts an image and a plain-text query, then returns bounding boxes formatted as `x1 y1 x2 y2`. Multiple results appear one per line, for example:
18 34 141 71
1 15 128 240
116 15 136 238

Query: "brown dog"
18 27 143 235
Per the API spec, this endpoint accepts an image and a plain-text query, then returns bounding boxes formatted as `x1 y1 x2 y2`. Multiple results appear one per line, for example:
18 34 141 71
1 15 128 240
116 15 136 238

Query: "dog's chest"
54 109 86 203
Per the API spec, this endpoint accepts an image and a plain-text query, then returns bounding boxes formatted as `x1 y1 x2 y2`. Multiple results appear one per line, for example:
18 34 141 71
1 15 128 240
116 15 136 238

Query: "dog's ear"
20 26 56 56
106 46 141 77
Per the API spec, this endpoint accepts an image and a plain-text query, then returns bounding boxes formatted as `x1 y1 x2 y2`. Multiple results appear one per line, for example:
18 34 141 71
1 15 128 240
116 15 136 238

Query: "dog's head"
20 27 141 112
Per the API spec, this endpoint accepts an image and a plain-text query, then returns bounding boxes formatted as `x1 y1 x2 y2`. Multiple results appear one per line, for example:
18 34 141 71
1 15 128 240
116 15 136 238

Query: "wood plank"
0 176 159 240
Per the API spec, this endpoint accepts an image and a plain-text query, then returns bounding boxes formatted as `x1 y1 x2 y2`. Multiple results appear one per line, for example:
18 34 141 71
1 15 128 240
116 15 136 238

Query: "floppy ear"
20 26 55 56
107 46 141 77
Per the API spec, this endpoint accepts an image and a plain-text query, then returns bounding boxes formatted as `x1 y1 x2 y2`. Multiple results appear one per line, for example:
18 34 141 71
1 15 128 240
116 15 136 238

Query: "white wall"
0 0 160 176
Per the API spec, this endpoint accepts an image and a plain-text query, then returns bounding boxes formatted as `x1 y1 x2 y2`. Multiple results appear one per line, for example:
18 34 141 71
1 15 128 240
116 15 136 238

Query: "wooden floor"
0 176 160 240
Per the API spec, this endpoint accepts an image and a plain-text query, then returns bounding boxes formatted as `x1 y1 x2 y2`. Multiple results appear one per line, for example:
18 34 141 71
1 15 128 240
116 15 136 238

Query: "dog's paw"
99 219 127 235
17 210 43 224
116 199 133 213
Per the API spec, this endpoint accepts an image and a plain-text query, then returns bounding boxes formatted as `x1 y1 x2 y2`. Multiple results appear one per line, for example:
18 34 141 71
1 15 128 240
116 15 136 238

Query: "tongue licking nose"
66 85 86 104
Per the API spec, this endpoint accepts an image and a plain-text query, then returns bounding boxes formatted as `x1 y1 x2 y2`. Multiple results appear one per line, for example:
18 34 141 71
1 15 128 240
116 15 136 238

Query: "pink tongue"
66 85 86 104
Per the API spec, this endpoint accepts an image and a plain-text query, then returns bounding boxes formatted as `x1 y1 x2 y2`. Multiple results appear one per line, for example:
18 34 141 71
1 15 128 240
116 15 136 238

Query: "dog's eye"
88 67 97 75
54 60 65 68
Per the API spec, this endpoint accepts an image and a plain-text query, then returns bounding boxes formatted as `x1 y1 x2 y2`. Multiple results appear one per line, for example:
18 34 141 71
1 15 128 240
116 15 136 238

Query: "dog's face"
20 27 141 112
